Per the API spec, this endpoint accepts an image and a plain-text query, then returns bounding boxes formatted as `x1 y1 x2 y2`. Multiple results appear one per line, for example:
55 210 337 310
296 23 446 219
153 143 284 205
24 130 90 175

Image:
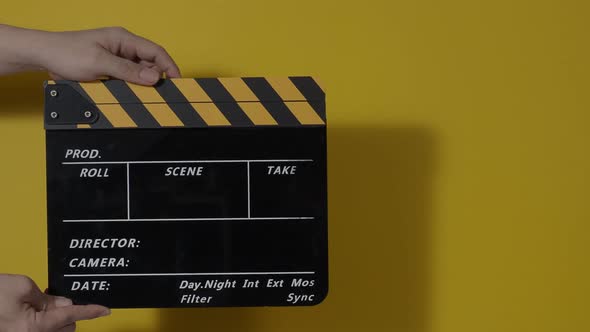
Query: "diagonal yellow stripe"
238 102 277 125
125 82 183 126
219 78 258 101
171 79 212 102
312 76 325 92
284 102 325 125
144 103 183 127
97 104 137 128
79 82 118 104
126 83 165 103
190 103 230 126
266 77 306 101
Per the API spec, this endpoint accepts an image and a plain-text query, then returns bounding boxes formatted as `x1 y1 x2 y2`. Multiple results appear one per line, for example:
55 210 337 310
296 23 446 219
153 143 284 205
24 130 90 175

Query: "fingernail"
100 308 111 317
140 68 160 84
55 297 73 307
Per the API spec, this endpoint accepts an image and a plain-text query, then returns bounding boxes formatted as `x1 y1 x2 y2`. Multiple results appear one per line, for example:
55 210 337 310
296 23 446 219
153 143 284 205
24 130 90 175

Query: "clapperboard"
44 77 328 308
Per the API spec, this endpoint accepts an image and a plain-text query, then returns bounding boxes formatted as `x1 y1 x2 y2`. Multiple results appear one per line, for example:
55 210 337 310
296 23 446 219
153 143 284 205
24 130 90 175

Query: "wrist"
0 25 53 70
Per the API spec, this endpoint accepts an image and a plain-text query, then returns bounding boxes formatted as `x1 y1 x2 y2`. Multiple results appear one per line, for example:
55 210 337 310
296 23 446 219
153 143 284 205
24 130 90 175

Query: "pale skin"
0 25 182 331
0 274 109 332
0 24 181 83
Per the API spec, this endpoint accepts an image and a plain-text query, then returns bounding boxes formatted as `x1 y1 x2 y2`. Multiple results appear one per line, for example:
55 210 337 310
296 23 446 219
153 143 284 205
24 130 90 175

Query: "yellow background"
1 0 589 331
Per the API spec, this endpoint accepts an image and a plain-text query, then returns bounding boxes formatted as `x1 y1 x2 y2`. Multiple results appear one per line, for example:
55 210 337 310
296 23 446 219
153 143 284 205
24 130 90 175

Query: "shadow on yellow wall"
156 127 437 332
0 72 48 113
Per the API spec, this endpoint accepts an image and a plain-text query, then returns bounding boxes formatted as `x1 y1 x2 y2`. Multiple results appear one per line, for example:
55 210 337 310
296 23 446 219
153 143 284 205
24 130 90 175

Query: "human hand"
0 25 180 85
0 274 110 332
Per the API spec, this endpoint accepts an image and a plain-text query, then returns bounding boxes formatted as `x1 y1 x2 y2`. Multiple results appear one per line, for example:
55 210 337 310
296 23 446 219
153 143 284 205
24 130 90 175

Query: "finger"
46 296 73 310
49 72 65 80
57 323 76 332
138 60 163 74
138 60 155 67
119 33 181 78
18 277 50 312
40 304 110 331
99 52 161 85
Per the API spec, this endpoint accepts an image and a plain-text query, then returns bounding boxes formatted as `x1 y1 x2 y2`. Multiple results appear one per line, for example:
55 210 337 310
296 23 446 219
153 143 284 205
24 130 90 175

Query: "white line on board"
64 271 316 277
247 161 251 218
126 163 130 220
62 159 313 165
62 217 315 223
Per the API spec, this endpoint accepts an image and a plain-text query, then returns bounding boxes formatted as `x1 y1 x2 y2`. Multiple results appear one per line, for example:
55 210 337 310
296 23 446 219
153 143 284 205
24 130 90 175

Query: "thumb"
39 304 111 331
99 53 160 85
21 279 51 312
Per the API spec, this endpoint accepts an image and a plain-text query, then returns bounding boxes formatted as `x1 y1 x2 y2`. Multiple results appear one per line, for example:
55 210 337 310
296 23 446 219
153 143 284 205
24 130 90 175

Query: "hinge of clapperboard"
44 81 99 127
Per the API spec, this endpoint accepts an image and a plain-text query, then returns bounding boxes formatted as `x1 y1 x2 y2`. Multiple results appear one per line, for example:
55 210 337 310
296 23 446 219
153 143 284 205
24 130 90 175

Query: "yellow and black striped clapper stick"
44 77 328 309
44 77 325 129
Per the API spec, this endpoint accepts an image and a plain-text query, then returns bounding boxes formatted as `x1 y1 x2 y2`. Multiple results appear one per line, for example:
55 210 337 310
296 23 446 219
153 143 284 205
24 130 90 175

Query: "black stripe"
242 77 283 102
63 81 96 104
91 111 113 129
308 101 327 122
152 79 186 103
260 102 300 126
103 80 160 128
154 80 207 127
197 78 253 126
243 78 300 125
215 103 254 127
289 77 326 121
101 80 137 104
289 76 325 101
196 78 236 102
